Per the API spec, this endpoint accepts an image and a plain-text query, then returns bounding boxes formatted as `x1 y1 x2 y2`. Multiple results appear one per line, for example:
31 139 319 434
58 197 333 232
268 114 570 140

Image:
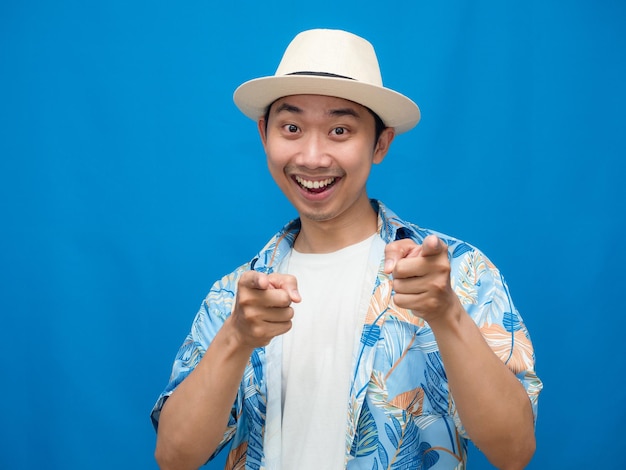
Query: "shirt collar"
251 199 419 273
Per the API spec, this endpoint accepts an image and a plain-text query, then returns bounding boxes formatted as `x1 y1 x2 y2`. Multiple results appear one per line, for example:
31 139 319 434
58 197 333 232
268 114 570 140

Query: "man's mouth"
294 175 337 193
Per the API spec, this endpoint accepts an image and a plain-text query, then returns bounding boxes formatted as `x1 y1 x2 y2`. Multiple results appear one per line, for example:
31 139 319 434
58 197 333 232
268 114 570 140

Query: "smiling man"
151 29 542 470
260 94 393 252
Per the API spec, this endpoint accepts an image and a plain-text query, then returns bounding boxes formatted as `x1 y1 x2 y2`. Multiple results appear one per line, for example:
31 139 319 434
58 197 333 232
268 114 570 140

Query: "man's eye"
332 127 346 135
284 124 299 133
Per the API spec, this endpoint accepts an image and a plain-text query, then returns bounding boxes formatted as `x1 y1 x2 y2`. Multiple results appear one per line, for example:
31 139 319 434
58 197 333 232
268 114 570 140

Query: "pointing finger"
240 271 300 302
239 270 271 290
267 273 301 303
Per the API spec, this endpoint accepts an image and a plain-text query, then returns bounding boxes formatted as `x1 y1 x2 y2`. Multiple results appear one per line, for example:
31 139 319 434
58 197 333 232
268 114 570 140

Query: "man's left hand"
384 235 460 323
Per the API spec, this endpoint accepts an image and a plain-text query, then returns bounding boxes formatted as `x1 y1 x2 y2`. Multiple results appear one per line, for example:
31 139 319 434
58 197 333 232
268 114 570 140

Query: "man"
151 29 542 470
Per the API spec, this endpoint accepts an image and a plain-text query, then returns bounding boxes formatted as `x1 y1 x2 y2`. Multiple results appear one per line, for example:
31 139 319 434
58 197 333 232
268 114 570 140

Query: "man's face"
258 94 394 226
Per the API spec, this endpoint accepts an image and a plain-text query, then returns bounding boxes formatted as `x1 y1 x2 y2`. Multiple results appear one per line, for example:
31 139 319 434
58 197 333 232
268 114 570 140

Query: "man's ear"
257 118 268 148
259 101 276 149
373 127 395 164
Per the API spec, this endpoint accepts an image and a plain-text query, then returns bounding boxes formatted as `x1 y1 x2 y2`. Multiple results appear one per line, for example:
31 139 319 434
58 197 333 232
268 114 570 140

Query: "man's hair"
263 101 388 147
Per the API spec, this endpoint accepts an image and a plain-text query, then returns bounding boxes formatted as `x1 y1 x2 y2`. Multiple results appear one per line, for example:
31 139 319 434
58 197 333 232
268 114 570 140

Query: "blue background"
1 1 624 468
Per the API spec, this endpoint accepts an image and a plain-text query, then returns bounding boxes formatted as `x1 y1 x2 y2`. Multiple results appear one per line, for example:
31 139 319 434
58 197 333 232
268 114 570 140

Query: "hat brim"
233 75 420 134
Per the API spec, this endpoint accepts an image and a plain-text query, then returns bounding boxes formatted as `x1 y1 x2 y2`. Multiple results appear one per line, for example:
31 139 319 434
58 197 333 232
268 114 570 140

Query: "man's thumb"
420 235 446 257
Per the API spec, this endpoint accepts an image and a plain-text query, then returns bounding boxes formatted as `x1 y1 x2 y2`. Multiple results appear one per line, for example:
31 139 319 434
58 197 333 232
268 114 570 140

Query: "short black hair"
369 109 387 144
263 100 388 146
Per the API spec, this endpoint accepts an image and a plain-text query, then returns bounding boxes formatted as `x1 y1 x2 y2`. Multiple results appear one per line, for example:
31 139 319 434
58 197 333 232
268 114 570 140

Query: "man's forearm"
429 304 536 469
155 319 253 470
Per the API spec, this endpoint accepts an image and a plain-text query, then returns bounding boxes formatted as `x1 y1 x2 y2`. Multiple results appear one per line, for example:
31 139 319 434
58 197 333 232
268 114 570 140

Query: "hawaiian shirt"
151 200 542 469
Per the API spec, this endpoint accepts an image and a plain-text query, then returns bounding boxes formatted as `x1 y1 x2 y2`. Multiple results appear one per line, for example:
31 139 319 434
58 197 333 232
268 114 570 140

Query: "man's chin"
299 211 334 223
295 205 336 223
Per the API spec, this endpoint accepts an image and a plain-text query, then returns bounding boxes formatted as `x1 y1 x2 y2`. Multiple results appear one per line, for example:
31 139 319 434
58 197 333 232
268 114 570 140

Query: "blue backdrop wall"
1 1 624 468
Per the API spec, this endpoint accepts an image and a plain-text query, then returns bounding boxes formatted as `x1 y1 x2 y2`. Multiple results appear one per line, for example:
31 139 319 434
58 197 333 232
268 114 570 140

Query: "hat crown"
233 28 420 134
275 29 383 87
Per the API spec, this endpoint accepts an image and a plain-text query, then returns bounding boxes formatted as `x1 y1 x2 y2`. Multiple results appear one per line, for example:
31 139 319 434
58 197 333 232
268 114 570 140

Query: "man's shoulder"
207 220 299 295
377 201 487 266
210 261 252 291
378 201 473 246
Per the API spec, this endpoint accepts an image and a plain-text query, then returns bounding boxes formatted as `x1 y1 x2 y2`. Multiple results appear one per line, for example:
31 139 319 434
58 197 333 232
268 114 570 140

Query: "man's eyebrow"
327 107 361 119
273 102 302 114
273 102 362 119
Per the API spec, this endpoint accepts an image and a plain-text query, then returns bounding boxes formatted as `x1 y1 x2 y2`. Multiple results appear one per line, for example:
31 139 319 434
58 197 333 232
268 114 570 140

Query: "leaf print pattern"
390 387 425 418
524 371 543 410
359 370 450 469
420 442 442 469
387 302 426 328
481 322 535 374
451 242 473 259
151 200 541 469
453 250 486 308
422 352 449 416
364 279 393 325
350 400 379 458
225 442 247 470
174 337 203 372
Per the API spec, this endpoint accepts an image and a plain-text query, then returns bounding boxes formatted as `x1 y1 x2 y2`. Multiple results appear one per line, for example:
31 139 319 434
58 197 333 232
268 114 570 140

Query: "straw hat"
233 29 421 134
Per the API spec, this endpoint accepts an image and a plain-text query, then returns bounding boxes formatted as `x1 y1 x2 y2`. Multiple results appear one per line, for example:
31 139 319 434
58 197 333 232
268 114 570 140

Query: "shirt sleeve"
150 269 243 456
448 245 543 436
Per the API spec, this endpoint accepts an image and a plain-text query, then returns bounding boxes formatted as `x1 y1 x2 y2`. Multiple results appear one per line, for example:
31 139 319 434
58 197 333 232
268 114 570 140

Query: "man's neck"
293 205 379 254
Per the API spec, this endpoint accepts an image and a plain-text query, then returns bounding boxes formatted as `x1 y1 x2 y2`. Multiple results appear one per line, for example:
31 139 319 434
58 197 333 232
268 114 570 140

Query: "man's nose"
296 133 332 168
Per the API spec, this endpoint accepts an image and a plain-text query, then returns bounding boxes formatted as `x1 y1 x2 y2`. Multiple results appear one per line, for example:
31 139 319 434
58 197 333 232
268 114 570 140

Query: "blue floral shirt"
151 200 542 469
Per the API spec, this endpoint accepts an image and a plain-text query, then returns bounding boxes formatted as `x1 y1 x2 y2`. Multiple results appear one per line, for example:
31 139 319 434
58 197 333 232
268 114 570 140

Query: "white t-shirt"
281 234 379 469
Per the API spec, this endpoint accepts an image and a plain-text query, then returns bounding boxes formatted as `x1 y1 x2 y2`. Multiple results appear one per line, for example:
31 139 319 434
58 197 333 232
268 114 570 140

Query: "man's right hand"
230 270 301 349
155 269 300 469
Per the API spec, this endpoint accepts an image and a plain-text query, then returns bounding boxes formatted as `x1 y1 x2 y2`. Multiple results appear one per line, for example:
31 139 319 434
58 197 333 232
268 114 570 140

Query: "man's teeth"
295 176 335 189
